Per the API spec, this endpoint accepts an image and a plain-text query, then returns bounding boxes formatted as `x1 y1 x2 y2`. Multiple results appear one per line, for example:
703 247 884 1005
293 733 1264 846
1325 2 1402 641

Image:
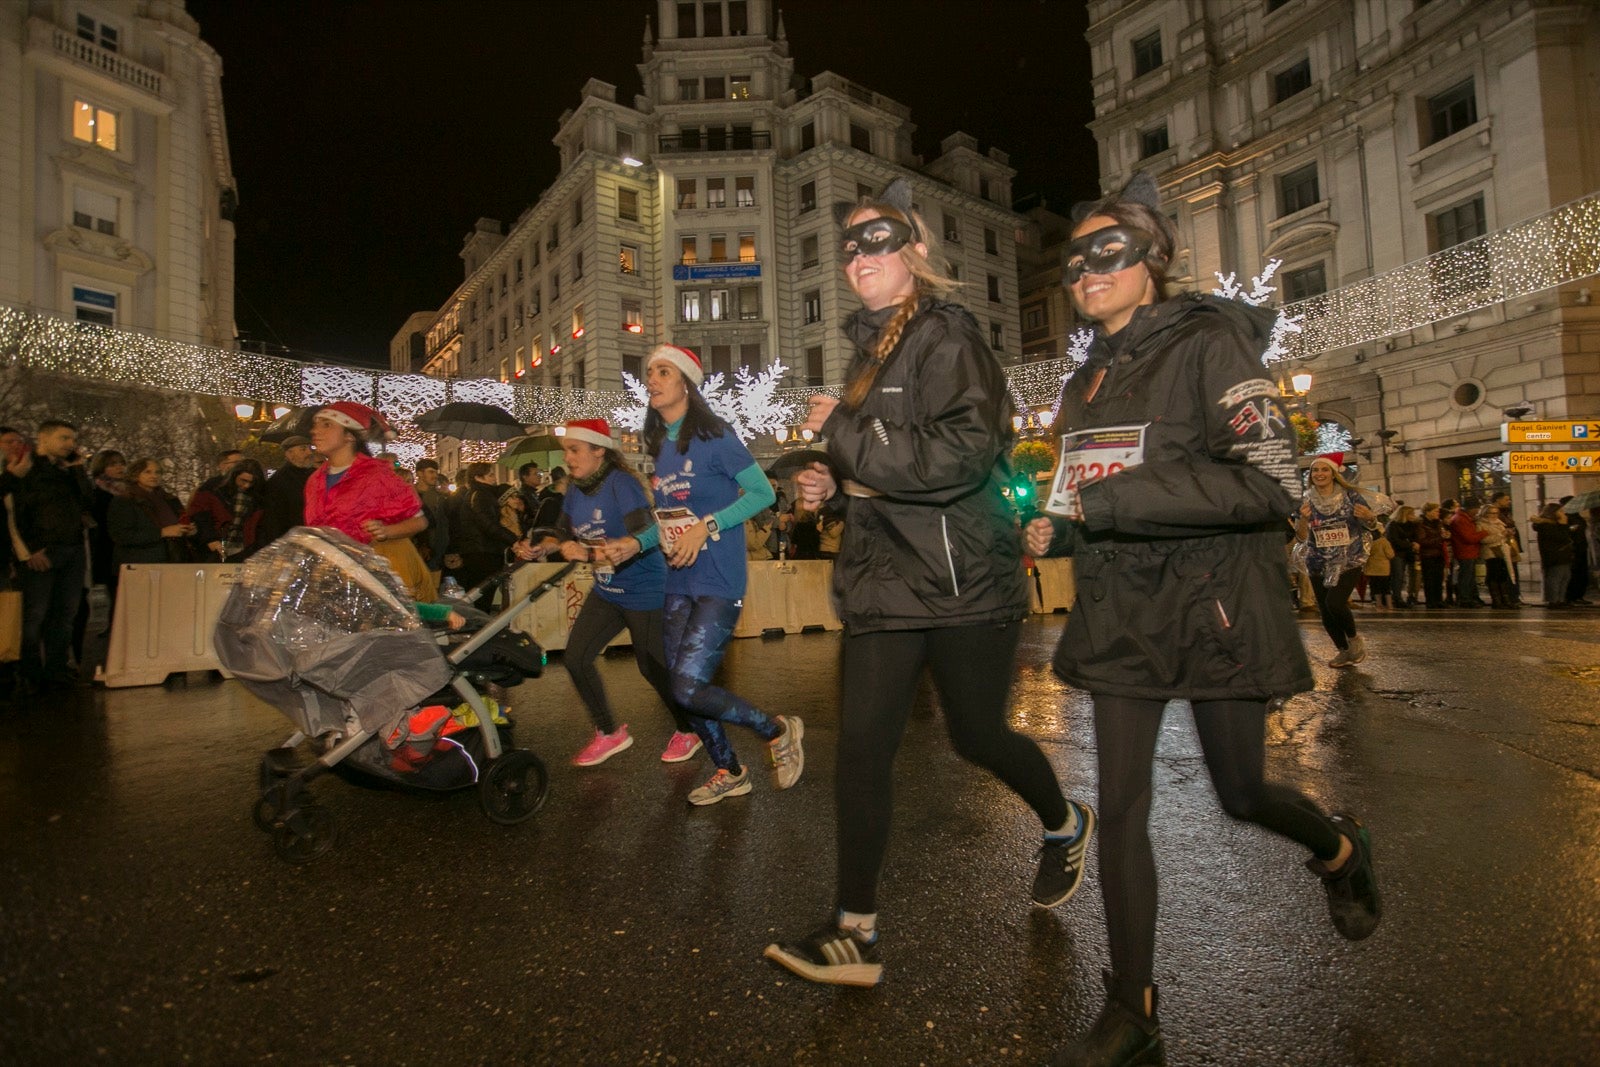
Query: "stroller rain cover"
215 527 453 738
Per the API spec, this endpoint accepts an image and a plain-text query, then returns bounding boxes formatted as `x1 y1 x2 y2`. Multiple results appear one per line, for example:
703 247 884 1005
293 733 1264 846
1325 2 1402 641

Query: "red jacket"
304 454 423 543
1448 509 1485 560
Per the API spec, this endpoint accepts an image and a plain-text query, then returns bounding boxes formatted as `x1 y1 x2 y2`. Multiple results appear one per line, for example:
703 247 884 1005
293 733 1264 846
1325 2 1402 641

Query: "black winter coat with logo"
1044 294 1313 701
821 298 1027 634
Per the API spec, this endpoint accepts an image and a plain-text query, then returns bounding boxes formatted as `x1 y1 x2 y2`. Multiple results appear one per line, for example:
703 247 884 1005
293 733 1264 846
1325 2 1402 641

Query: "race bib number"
1313 524 1351 549
653 507 698 548
1044 425 1148 520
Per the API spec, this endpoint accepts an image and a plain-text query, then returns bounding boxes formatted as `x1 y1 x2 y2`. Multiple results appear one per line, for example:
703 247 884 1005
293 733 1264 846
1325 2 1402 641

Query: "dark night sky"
185 0 1098 367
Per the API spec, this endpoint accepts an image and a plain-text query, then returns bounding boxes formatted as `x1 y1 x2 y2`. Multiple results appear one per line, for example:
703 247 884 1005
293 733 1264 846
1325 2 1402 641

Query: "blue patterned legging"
662 593 781 772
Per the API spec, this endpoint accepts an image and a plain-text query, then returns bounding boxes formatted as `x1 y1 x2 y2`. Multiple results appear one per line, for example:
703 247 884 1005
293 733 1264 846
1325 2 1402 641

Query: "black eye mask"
1064 225 1156 284
841 217 915 261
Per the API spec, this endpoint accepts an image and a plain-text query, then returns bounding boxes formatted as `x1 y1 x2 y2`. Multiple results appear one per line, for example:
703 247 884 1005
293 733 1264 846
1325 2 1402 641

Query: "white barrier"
98 563 241 688
506 563 632 652
735 560 842 637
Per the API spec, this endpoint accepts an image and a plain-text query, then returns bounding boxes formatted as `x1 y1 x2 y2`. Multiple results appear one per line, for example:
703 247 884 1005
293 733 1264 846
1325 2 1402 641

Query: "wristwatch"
702 515 721 541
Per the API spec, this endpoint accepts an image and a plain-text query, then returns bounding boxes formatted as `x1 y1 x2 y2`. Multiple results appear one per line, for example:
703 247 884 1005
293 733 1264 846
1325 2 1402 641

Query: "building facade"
1085 0 1600 513
0 0 237 348
418 0 1024 399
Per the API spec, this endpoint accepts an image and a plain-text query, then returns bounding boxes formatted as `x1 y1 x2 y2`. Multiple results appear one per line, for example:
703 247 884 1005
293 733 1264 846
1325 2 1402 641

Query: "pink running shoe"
572 726 633 767
660 730 703 763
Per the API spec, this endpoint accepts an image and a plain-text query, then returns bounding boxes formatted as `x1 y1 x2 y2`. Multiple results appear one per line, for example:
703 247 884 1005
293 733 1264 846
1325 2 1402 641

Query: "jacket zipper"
940 515 961 596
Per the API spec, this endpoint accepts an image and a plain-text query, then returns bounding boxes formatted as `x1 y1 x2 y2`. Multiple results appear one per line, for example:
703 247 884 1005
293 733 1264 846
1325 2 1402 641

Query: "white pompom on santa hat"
647 343 704 388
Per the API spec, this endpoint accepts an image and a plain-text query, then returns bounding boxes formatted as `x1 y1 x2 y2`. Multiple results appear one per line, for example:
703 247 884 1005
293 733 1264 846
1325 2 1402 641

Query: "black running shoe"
1053 971 1165 1067
1308 812 1381 940
763 922 882 987
1034 801 1096 908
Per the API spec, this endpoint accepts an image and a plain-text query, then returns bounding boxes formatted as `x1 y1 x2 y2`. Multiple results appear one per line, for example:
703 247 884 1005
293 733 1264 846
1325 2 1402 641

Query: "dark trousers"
1421 558 1446 607
835 621 1069 914
563 593 690 736
1310 567 1361 649
1456 557 1482 606
18 543 87 681
661 594 780 771
1092 695 1344 1004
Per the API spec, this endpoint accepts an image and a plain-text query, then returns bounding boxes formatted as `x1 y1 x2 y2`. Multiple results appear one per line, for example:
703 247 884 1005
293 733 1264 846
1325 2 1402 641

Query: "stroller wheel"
479 750 549 825
272 805 337 864
251 794 278 833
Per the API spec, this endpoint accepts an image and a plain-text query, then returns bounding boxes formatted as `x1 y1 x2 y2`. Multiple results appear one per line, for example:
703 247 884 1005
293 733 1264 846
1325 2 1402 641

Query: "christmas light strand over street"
2 191 1594 433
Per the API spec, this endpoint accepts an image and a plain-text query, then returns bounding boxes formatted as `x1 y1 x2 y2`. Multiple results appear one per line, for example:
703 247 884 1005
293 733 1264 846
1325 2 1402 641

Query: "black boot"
1054 971 1165 1066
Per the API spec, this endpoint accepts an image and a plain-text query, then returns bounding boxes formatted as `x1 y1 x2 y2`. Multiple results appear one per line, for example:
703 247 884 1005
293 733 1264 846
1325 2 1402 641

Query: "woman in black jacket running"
763 180 1093 989
1027 175 1381 1066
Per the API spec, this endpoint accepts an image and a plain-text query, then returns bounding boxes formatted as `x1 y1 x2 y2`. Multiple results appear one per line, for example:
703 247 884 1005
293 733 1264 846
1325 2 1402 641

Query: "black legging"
836 620 1068 914
563 593 691 737
1421 556 1446 607
1093 695 1344 1007
1310 567 1361 649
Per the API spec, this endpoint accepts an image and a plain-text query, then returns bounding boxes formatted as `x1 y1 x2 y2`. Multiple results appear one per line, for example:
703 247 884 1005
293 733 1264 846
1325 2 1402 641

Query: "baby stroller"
215 527 574 864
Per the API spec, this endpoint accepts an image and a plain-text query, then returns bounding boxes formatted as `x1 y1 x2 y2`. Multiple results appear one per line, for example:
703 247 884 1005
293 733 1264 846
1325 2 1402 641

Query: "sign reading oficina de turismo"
1502 419 1600 474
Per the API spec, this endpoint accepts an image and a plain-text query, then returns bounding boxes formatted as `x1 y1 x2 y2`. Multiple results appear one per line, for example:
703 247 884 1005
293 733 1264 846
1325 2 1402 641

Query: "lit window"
620 244 638 275
707 177 726 209
72 99 118 151
572 304 585 337
622 299 643 332
730 75 751 100
710 288 729 321
709 234 728 263
736 176 755 208
680 237 697 265
680 290 702 322
739 233 756 262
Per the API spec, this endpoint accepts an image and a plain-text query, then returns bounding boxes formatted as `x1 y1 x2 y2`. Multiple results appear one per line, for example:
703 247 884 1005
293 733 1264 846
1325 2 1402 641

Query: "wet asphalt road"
3 606 1600 1066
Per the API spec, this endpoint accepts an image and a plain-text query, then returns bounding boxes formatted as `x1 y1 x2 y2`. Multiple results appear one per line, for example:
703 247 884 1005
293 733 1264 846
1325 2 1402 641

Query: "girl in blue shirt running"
604 344 804 806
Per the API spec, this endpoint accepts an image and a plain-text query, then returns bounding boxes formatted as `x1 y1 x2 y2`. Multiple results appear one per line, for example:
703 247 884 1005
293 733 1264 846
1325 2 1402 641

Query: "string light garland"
3 192 1595 451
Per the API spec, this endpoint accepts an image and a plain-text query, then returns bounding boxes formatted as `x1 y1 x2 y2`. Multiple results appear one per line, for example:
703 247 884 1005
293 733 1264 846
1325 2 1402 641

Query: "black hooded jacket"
1043 293 1313 701
821 298 1028 633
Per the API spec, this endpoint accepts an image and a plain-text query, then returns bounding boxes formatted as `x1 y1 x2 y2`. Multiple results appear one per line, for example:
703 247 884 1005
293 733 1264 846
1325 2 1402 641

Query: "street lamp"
1290 371 1314 395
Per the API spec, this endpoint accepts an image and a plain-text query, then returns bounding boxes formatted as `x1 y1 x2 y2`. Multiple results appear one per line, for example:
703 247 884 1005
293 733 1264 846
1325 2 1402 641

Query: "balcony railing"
658 130 773 153
34 18 166 100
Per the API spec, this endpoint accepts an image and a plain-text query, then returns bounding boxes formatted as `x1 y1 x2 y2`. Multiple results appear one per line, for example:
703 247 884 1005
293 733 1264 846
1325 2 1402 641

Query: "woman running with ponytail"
764 180 1093 988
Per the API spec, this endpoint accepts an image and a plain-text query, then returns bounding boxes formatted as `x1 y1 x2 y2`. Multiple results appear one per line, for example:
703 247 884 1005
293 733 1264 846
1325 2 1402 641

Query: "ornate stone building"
0 0 237 348
1084 0 1599 511
415 0 1024 398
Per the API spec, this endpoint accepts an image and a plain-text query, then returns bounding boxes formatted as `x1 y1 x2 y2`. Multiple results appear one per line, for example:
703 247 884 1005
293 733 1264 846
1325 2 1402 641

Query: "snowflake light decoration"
612 361 795 443
1213 258 1304 366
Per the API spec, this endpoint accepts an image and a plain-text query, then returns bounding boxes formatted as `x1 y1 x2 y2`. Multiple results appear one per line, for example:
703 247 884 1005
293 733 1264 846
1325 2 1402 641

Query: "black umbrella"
258 405 318 444
767 446 833 480
414 402 527 441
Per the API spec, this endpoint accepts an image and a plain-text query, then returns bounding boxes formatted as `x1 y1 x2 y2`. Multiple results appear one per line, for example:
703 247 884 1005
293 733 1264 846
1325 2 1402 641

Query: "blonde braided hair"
842 201 961 411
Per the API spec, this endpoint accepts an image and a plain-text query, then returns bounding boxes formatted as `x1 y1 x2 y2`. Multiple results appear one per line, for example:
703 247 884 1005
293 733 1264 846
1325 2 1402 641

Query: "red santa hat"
316 401 395 442
1308 453 1345 471
647 343 704 388
560 418 614 449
